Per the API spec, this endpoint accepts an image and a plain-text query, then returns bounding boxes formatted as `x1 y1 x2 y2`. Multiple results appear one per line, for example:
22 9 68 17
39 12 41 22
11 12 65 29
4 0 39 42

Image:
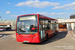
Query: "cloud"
55 17 69 19
71 12 75 15
5 11 11 14
10 15 18 17
15 0 60 8
72 8 75 10
36 12 67 16
52 2 75 10
8 3 10 4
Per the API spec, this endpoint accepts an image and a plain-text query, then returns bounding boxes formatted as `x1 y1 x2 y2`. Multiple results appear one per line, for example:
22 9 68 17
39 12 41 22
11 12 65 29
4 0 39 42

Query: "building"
0 20 16 30
70 15 75 19
57 19 75 31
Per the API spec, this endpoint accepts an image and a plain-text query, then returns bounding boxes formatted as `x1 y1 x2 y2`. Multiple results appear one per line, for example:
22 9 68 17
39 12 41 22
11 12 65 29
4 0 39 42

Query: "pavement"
0 31 75 50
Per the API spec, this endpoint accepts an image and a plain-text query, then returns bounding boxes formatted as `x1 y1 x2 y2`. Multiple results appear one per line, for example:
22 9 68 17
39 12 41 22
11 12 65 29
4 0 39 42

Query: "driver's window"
18 22 25 32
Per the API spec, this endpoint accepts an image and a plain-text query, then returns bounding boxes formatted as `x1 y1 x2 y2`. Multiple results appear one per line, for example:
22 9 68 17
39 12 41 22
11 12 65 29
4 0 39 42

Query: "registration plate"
23 41 29 42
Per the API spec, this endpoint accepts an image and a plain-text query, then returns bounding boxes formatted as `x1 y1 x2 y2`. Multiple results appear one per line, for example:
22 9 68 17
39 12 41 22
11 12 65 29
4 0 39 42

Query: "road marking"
72 31 75 37
67 35 75 40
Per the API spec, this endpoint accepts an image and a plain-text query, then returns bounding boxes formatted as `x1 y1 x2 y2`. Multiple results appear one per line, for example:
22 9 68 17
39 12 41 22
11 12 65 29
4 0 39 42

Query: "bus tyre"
54 32 57 35
55 33 57 35
46 34 49 40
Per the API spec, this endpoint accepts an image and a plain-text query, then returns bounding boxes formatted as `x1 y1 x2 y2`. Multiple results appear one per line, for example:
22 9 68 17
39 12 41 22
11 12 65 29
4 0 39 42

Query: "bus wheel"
46 34 49 40
53 32 57 35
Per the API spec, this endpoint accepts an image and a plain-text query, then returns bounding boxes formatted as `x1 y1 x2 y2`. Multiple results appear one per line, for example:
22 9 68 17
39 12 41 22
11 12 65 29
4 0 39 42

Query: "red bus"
16 14 58 43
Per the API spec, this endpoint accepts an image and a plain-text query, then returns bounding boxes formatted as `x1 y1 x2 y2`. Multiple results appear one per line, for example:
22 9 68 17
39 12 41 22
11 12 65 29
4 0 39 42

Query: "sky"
0 0 75 20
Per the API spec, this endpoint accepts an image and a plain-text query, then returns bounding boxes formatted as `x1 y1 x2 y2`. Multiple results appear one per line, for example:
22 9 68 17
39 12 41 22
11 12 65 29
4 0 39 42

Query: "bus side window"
44 20 51 30
39 19 45 31
47 24 50 30
48 20 51 30
44 20 48 30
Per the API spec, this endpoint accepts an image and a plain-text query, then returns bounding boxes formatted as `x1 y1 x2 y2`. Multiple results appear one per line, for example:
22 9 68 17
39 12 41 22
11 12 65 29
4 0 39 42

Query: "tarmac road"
0 31 75 50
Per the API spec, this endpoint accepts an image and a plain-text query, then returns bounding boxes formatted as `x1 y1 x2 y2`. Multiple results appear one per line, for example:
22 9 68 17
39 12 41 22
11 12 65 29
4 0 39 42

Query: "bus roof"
17 14 57 21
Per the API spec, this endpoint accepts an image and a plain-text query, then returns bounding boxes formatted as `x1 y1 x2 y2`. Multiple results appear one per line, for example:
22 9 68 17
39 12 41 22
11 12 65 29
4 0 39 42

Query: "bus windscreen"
17 15 38 34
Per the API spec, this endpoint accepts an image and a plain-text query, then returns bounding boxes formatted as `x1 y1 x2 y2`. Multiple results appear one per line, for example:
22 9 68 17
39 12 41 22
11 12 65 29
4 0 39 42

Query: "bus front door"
40 24 45 41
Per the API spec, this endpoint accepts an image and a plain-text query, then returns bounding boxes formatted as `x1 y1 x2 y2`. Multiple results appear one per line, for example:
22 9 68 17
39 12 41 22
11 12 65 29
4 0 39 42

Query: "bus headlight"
33 33 38 39
17 35 20 38
33 35 37 39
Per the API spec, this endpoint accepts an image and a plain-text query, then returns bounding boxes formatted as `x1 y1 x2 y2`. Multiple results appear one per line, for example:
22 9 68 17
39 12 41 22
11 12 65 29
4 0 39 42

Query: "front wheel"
46 34 49 40
53 32 57 35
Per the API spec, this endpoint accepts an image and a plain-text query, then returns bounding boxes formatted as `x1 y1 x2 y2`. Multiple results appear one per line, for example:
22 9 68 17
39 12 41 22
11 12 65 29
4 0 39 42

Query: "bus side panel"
45 30 53 39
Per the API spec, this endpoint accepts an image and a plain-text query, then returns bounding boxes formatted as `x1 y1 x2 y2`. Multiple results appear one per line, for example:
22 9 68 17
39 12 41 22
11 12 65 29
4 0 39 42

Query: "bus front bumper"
16 34 40 43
